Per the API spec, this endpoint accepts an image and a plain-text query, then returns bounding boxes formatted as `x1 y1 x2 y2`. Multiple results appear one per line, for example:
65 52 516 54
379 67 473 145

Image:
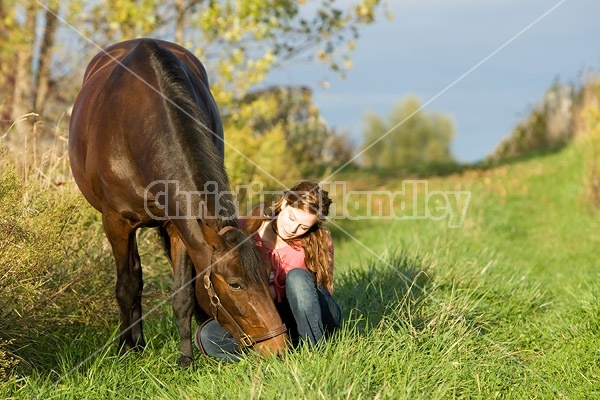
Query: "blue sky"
265 0 600 163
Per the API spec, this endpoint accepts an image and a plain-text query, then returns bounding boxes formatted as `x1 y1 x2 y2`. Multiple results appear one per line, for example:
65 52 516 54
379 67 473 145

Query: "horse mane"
221 228 269 286
143 42 267 285
144 40 237 227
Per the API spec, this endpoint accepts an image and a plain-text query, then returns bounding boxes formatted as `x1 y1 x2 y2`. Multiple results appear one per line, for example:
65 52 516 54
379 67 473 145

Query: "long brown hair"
243 181 334 292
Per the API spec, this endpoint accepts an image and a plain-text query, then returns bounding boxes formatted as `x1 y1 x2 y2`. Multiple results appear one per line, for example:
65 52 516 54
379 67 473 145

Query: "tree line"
1 0 460 183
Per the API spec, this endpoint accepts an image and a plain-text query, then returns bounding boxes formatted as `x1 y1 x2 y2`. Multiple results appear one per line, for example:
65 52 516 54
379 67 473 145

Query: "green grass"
2 143 600 398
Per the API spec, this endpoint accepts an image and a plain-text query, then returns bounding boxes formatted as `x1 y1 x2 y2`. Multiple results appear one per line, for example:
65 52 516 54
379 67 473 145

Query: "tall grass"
1 142 599 398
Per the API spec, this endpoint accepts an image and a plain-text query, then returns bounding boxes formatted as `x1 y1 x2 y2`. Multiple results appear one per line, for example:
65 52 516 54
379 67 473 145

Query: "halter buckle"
239 334 255 348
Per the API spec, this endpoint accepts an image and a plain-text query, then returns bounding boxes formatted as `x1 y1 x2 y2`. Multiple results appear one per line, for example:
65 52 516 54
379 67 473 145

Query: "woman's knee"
286 268 315 292
286 269 319 313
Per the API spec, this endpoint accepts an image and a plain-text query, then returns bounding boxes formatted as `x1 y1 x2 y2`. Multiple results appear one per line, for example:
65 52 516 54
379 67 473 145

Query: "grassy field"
2 143 600 399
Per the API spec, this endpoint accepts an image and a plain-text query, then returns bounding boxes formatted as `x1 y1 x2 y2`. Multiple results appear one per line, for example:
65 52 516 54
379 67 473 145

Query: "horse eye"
228 282 243 291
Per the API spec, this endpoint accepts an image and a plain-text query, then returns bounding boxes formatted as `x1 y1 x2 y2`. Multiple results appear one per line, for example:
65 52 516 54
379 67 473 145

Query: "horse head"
197 223 289 357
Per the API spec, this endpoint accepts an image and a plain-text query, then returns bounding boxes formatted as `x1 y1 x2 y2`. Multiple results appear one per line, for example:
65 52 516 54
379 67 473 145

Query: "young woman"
195 181 341 362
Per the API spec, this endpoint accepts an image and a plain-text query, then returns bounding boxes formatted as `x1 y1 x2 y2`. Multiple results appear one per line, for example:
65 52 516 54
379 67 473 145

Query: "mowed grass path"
3 144 599 399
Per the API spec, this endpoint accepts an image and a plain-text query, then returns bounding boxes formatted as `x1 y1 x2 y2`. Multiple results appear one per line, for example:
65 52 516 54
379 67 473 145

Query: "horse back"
69 39 226 224
82 39 210 88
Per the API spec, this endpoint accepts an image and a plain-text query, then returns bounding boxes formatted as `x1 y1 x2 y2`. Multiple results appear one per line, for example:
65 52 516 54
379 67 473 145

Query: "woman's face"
276 201 318 240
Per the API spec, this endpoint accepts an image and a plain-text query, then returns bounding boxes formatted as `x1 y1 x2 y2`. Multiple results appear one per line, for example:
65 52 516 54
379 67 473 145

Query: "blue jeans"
196 268 341 362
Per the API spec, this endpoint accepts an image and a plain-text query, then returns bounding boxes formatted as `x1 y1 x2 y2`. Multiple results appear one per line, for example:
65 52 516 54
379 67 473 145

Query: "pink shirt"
239 218 308 302
255 235 308 302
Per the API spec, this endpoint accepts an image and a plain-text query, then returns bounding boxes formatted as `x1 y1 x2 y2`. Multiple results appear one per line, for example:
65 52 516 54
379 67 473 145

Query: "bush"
582 102 600 209
486 77 598 163
0 146 115 375
225 86 351 183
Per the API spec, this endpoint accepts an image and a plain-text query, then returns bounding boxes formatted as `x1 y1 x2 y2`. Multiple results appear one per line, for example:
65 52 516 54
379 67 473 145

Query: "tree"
1 0 387 177
79 0 387 107
1 0 65 150
1 0 387 121
361 96 455 170
487 79 575 163
237 85 351 176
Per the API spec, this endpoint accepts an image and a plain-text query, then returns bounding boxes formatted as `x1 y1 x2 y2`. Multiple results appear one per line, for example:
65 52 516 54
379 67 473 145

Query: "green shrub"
582 103 600 209
0 146 116 375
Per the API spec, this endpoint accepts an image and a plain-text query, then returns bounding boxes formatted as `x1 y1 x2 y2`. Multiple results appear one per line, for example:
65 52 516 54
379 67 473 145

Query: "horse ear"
200 223 227 251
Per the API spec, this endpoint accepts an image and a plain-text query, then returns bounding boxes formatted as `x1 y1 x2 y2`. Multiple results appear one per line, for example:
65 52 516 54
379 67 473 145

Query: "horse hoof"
118 339 146 355
134 340 147 351
178 355 194 368
118 341 133 356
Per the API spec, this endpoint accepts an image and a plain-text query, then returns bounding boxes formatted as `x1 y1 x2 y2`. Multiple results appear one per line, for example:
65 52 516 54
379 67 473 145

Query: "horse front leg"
164 225 195 367
103 211 146 353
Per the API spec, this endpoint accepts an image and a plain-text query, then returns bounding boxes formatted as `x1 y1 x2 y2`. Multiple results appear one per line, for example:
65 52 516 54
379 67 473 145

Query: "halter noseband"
202 225 287 349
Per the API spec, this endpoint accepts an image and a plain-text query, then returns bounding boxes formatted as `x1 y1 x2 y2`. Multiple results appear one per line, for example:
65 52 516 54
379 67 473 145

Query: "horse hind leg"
129 236 145 349
103 212 146 354
161 225 195 368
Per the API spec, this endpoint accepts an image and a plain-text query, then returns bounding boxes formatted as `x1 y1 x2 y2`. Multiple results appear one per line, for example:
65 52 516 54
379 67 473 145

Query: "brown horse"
69 38 287 367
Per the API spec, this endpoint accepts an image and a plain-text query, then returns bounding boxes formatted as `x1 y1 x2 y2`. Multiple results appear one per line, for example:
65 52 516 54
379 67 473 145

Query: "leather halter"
202 225 287 349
